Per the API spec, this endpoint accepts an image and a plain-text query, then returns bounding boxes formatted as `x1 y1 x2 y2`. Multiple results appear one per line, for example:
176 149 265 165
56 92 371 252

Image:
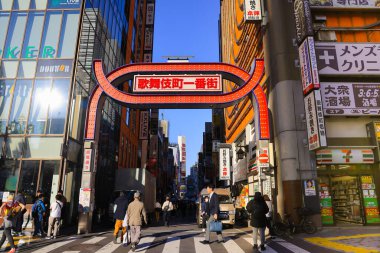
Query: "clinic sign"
133 75 222 92
219 148 230 180
310 0 380 8
299 37 320 94
244 0 262 21
305 90 327 150
321 82 380 115
315 42 380 75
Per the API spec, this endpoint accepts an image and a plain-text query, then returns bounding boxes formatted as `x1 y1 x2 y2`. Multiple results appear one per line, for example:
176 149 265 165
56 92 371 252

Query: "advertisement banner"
133 75 222 92
83 149 93 172
304 180 317 196
320 82 380 115
219 148 230 180
316 149 374 164
294 0 314 45
361 176 380 224
146 3 155 25
139 111 149 140
48 0 82 9
244 0 262 21
144 28 153 50
315 42 380 75
304 90 327 150
36 59 73 77
299 37 320 94
310 0 380 8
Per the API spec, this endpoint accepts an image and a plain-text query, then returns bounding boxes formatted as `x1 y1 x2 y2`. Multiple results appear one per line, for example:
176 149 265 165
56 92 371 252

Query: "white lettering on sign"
219 148 230 180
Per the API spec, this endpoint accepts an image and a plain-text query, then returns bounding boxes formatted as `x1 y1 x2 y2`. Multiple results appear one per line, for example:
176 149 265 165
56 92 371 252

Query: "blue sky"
153 0 220 174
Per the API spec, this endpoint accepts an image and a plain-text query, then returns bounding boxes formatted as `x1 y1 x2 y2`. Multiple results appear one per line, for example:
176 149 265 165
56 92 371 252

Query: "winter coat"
126 199 147 226
246 198 269 228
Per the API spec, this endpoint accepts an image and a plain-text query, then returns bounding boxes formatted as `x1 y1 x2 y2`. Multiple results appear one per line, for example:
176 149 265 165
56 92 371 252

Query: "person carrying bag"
122 212 131 247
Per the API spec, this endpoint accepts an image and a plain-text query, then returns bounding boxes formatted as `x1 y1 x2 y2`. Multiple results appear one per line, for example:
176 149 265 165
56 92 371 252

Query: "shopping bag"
209 220 222 232
122 229 131 247
122 213 128 227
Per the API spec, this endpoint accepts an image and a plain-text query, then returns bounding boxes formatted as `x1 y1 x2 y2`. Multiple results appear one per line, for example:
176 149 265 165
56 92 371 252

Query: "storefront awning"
316 149 374 164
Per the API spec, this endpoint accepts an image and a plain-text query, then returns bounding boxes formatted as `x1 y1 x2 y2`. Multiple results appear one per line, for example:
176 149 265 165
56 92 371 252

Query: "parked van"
197 188 235 227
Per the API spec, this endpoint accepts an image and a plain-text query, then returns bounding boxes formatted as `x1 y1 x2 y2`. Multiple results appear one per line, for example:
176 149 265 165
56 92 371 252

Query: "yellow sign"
375 122 380 141
361 176 373 184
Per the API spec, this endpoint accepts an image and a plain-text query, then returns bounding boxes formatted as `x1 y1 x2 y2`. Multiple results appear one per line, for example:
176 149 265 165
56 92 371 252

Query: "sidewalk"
295 226 380 253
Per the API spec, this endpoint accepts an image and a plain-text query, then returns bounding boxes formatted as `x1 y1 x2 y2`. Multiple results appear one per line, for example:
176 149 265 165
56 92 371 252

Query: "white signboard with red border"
219 148 230 180
299 37 320 94
244 0 262 21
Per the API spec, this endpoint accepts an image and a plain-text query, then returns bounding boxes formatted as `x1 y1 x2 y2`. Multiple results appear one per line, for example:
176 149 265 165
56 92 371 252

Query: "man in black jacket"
113 191 129 244
201 184 224 244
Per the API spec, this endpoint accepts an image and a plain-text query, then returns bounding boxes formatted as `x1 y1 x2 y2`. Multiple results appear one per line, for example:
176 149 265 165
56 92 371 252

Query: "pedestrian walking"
246 192 269 252
0 194 22 253
263 194 275 238
113 191 129 244
126 191 147 252
201 196 210 232
201 184 224 244
46 195 63 239
32 193 46 237
14 192 26 236
155 201 161 223
161 196 173 227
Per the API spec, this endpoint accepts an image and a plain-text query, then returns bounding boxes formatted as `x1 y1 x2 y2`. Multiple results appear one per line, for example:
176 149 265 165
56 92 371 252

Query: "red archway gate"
78 59 270 233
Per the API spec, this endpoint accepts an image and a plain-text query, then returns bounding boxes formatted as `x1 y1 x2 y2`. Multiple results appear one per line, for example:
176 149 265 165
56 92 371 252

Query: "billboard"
35 59 73 77
294 0 314 45
219 148 230 180
133 75 222 92
299 37 320 94
320 82 380 115
304 90 327 150
310 0 380 8
315 42 380 75
244 0 262 21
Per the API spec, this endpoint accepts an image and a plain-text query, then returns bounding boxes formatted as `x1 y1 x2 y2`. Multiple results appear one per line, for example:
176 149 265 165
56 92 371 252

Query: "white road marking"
31 239 74 253
162 237 180 253
62 251 80 253
94 240 121 253
222 237 245 253
82 236 107 244
244 237 278 253
193 237 212 253
277 242 310 253
131 236 156 253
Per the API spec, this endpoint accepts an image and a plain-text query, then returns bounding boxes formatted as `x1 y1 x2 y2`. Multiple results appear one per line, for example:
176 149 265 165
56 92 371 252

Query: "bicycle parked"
273 207 317 237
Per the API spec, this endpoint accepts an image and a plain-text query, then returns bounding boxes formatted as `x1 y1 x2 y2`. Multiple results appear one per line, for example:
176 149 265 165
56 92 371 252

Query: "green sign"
320 197 334 225
364 197 380 224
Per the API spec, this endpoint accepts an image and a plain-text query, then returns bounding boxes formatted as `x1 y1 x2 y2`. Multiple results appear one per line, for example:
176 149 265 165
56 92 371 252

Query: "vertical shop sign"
299 37 320 94
361 176 380 224
319 183 333 224
146 3 155 25
143 53 152 63
219 148 230 180
144 28 153 50
83 149 93 172
139 111 149 140
244 0 262 21
304 90 327 150
294 0 313 45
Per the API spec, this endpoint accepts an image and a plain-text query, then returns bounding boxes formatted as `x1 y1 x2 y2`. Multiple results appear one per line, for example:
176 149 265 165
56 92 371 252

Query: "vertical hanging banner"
304 90 327 150
144 28 153 50
146 3 155 25
139 111 149 140
299 37 320 94
294 0 314 45
219 148 230 180
244 0 262 21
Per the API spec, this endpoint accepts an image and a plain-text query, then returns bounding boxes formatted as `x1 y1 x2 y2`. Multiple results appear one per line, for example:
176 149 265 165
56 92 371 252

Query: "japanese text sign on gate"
133 75 222 92
315 43 380 75
219 148 230 180
309 0 380 8
320 82 380 115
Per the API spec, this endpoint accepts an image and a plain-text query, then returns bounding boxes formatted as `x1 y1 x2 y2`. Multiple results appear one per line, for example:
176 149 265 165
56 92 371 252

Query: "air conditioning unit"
317 30 337 42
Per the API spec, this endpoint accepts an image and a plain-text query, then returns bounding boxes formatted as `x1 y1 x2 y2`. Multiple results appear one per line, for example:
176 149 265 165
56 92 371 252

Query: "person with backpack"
161 196 173 227
0 194 23 253
32 194 46 237
46 195 63 239
246 192 269 252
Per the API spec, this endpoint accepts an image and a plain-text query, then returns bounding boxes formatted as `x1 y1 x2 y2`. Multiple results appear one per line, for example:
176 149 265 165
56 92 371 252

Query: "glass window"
25 137 63 158
3 12 27 59
39 160 59 203
0 13 11 58
17 61 37 78
0 60 19 78
18 160 39 204
22 12 45 59
47 79 70 134
9 80 32 134
39 11 62 59
0 0 13 10
13 0 31 10
0 160 19 192
28 79 51 134
30 0 47 10
57 11 80 58
0 80 14 134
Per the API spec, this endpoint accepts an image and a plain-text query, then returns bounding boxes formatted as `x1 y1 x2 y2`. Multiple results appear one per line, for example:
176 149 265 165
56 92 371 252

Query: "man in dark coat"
14 192 26 236
246 192 269 252
201 184 224 244
113 191 129 244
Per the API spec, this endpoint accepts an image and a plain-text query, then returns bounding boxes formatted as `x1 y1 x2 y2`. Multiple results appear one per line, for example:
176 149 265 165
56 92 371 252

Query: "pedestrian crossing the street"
21 233 315 253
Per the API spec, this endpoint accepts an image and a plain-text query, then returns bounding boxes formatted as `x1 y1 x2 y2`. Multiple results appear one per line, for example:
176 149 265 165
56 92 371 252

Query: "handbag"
122 229 131 247
209 220 222 232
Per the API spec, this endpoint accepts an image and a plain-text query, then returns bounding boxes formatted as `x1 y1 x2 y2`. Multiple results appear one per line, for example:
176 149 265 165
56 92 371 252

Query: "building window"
0 80 14 134
39 11 63 58
9 80 32 134
22 12 45 59
3 12 28 59
1 60 19 78
17 60 37 78
13 0 31 10
38 160 59 200
0 160 20 192
18 160 39 203
46 79 70 134
0 0 13 10
28 79 51 134
29 0 47 10
0 12 11 58
57 11 80 58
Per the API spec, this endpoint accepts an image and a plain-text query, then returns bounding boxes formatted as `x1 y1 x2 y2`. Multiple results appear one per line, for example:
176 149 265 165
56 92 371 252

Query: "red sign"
259 153 268 164
133 75 222 92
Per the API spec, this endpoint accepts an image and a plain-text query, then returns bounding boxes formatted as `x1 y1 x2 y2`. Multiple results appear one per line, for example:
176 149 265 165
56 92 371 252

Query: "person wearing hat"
126 191 147 252
246 192 269 252
0 194 23 253
113 191 129 244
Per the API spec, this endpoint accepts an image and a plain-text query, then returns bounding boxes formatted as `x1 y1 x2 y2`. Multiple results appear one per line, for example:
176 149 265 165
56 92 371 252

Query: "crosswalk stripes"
93 239 121 253
82 236 107 244
275 242 310 253
243 237 277 253
162 237 180 253
193 236 212 253
223 237 245 253
127 236 156 253
31 239 74 253
62 251 80 253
